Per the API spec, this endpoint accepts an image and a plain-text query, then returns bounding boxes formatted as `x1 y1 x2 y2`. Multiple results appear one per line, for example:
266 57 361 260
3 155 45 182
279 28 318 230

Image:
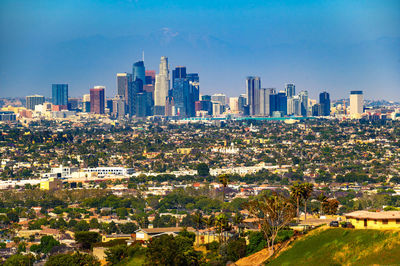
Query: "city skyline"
0 0 399 100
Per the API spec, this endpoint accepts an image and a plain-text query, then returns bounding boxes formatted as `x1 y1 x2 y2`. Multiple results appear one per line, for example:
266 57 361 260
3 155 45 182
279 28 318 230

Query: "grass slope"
268 228 400 266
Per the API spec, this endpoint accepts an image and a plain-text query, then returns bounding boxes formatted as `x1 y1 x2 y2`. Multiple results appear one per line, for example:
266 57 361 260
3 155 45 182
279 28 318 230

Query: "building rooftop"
345 211 400 219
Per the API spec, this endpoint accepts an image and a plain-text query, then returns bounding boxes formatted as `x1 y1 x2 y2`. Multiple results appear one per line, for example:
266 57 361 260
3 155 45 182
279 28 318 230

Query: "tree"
196 163 210 177
146 234 202 265
74 220 90 232
244 193 295 254
4 254 35 266
317 193 328 215
74 231 100 250
218 174 229 202
290 182 304 223
105 244 128 265
205 215 215 244
119 222 137 234
30 235 60 254
233 212 244 236
301 183 314 221
45 252 100 266
322 199 339 215
192 211 204 246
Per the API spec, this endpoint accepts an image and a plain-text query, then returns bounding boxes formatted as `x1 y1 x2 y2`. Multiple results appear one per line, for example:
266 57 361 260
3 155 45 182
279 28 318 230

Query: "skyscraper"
269 91 287 116
132 61 146 86
112 95 126 120
26 95 45 110
238 94 247 113
285 83 295 98
117 73 129 97
299 91 309 117
90 86 105 114
82 94 91 113
259 88 275 116
319 92 331 116
154 56 170 115
246 76 261 116
52 84 68 107
172 78 189 116
172 66 186 85
350 91 364 115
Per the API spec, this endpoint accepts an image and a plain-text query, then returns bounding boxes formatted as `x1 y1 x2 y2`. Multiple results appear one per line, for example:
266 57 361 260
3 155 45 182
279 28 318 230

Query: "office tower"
135 92 152 117
187 73 200 103
350 91 364 115
82 94 91 113
312 104 322 116
195 100 212 115
145 70 156 85
106 99 113 114
90 86 105 114
212 101 222 116
165 96 175 116
154 57 170 115
202 95 212 101
52 84 68 107
112 95 126 119
238 94 247 113
229 97 239 113
26 95 45 110
132 61 146 86
117 73 128 97
259 88 275 116
172 66 187 85
211 94 226 106
172 78 189 116
285 83 295 98
319 92 331 116
287 96 300 116
246 76 261 116
299 91 309 117
68 98 80 110
269 91 287 116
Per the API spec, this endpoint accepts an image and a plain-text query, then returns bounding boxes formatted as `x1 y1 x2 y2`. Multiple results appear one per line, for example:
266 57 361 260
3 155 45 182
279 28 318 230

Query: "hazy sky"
0 0 399 100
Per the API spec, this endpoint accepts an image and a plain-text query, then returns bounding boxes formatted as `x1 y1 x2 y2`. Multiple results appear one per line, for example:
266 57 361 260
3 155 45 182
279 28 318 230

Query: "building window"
396 219 400 224
382 219 388 225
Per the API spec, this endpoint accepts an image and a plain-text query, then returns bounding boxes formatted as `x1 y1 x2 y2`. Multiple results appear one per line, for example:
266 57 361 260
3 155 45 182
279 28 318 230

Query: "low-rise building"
345 211 400 229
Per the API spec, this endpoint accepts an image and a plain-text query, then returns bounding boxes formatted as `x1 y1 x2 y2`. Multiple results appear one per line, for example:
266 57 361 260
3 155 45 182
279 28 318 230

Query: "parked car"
329 221 339 227
341 222 355 228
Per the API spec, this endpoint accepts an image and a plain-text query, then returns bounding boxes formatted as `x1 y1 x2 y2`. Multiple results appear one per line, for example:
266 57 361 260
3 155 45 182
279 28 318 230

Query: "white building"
229 97 239 113
350 90 364 116
83 167 134 177
154 56 170 114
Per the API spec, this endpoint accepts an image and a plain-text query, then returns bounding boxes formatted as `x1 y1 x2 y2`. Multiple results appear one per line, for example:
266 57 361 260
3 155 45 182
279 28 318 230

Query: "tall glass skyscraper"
90 86 105 114
52 84 68 106
285 83 295 98
246 76 261 116
319 92 331 116
132 61 146 86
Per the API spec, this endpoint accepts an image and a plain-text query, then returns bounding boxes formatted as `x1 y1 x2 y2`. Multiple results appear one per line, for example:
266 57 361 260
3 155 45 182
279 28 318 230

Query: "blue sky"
0 0 399 100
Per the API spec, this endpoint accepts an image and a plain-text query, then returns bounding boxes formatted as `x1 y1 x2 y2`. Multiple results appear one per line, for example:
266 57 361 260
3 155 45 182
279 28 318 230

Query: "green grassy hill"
268 228 400 266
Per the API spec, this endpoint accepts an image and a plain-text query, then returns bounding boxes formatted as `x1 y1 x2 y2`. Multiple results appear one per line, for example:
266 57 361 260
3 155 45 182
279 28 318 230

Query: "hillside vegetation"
268 227 400 265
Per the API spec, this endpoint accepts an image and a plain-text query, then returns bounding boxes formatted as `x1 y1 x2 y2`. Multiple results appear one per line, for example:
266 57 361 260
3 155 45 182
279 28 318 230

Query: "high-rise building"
145 70 156 85
238 94 247 113
269 91 287 116
135 92 153 117
112 95 126 119
211 94 226 106
319 92 331 116
350 91 364 116
172 78 189 116
299 91 309 117
246 76 261 116
117 73 129 97
26 95 45 110
90 86 105 114
285 83 295 98
172 66 186 85
287 96 301 116
202 95 212 101
52 84 68 107
106 99 113 114
154 57 170 115
68 98 80 110
229 97 239 113
259 88 275 116
132 61 146 86
82 94 91 113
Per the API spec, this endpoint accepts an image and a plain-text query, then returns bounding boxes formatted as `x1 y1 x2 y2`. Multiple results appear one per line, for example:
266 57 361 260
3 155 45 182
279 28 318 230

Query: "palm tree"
218 174 229 203
215 213 228 243
301 183 314 222
290 182 304 223
205 215 215 243
232 212 244 237
317 193 327 216
192 211 204 247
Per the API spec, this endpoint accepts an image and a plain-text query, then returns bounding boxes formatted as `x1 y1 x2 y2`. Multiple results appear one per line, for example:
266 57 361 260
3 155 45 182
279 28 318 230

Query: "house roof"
136 227 195 234
345 211 400 219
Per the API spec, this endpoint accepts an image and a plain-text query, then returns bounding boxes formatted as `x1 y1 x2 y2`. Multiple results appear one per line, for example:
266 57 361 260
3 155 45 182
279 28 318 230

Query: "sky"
0 0 399 101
